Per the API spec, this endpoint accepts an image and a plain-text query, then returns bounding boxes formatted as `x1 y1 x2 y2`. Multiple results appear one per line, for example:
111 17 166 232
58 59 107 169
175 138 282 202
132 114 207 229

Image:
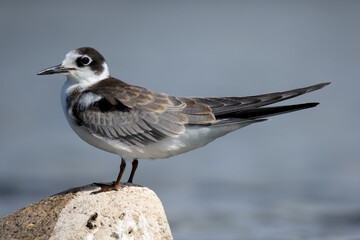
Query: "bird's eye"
81 56 91 65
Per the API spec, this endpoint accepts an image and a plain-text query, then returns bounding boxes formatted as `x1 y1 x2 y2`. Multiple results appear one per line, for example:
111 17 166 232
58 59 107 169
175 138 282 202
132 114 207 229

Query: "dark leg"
127 159 138 183
92 158 126 194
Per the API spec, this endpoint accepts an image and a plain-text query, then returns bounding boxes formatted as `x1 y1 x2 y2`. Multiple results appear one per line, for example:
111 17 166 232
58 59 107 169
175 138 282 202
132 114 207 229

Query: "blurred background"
0 1 359 239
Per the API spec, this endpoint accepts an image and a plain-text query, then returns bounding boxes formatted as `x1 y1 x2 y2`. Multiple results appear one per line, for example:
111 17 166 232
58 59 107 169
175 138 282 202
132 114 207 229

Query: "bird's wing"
193 82 330 115
70 78 216 147
70 79 329 146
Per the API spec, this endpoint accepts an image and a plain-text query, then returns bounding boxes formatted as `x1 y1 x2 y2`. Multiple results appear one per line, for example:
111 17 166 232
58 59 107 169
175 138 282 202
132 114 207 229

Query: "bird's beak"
37 64 75 75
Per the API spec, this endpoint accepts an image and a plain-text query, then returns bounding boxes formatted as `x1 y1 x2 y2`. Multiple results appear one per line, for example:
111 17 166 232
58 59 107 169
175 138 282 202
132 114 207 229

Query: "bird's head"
38 47 110 85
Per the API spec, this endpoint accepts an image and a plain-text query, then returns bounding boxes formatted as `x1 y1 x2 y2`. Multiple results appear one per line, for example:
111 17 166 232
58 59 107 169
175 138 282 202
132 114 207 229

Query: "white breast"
61 80 135 156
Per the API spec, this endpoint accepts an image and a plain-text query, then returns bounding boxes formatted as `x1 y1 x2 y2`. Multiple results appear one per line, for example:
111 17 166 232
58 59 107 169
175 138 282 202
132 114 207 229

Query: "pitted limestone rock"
0 183 172 240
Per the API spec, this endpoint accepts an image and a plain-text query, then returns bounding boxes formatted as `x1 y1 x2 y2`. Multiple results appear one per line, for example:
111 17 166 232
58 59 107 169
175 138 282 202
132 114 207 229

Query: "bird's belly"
67 119 137 157
65 118 244 159
64 119 208 159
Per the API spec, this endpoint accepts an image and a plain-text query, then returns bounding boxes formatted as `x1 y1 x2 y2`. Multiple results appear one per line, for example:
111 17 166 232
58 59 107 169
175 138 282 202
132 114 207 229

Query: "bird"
37 47 330 194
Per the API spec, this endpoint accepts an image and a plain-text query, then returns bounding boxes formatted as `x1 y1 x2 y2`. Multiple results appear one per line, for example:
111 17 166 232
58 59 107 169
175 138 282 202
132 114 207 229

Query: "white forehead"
62 50 79 67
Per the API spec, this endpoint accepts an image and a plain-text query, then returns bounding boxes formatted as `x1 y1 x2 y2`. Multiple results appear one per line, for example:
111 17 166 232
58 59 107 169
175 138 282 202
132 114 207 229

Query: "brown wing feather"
70 78 217 147
86 77 216 124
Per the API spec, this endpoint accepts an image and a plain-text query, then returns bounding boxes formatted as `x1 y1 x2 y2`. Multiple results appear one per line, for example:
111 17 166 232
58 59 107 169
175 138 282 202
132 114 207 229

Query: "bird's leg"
127 159 138 183
92 158 126 194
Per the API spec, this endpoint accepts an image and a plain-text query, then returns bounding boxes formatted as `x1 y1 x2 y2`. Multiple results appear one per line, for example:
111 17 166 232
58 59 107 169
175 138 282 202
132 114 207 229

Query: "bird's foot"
91 182 122 194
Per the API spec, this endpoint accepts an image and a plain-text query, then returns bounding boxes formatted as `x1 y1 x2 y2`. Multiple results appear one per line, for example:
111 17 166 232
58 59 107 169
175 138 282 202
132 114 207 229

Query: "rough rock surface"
0 183 173 240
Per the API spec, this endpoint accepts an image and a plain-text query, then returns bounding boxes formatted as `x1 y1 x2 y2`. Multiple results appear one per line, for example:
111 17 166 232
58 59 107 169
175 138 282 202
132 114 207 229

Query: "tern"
38 47 330 193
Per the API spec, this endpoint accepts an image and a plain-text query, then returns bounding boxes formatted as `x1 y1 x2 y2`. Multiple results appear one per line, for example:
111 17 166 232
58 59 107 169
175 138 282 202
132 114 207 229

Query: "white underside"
61 80 252 160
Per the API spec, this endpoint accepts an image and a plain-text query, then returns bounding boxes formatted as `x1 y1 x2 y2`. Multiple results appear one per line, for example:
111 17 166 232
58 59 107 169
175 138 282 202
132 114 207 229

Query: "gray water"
1 1 360 239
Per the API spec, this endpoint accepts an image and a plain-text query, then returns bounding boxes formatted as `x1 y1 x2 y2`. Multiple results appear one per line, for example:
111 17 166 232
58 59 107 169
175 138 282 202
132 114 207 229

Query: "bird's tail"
217 102 319 119
195 82 330 116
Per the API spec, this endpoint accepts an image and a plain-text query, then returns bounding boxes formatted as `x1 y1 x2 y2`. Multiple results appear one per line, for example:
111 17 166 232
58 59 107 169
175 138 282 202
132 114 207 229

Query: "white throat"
66 63 110 87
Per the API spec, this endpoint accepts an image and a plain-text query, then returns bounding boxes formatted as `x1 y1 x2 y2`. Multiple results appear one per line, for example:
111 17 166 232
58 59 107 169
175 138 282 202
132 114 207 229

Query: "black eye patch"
76 56 92 67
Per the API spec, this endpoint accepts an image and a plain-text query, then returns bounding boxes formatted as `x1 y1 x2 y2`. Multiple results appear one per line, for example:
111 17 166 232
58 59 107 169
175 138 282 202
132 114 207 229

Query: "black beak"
37 64 75 75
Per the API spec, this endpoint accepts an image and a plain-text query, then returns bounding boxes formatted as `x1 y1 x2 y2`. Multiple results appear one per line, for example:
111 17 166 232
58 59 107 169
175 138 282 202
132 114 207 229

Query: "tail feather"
216 102 319 119
194 82 330 115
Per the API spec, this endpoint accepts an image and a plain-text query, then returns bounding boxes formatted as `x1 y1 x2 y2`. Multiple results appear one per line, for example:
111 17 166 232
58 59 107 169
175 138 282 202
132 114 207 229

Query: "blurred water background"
0 1 359 239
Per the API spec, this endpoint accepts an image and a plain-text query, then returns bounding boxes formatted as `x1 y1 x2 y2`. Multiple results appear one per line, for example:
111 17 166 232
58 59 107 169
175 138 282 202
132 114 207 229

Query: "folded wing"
70 79 330 147
70 78 216 147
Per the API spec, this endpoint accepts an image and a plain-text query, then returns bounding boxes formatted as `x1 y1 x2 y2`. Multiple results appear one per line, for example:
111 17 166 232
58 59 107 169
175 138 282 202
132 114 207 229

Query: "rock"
0 183 173 240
